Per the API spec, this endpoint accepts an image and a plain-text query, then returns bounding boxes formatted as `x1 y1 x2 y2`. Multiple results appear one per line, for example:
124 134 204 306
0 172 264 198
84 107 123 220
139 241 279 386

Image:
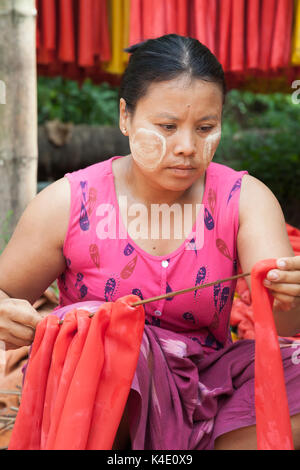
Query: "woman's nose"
173 129 196 156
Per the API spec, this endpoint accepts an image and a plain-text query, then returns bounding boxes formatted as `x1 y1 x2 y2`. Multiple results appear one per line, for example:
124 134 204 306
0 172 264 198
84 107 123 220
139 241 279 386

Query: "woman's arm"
0 177 70 302
0 177 70 347
237 175 300 337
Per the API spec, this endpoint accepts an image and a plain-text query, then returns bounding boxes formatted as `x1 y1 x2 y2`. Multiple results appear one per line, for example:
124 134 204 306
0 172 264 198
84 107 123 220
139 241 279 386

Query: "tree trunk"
38 124 130 180
0 0 37 251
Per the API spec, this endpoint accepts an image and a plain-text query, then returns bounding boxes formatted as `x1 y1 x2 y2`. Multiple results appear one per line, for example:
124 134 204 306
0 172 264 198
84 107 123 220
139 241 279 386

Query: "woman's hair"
119 34 226 115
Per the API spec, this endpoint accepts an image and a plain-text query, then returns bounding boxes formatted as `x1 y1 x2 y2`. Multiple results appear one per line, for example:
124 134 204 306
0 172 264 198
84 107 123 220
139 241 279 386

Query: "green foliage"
38 77 119 126
222 89 300 130
215 90 300 226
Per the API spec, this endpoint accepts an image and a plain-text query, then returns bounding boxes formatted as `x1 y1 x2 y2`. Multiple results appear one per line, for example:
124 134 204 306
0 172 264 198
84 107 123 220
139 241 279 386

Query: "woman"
0 34 300 450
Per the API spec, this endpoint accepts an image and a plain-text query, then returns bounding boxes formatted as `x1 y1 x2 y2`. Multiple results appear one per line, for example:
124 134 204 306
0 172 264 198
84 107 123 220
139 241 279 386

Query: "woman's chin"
156 176 199 193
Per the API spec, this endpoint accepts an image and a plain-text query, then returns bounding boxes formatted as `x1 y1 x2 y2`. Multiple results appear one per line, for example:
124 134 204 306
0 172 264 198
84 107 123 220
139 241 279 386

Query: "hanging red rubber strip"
43 310 91 448
177 0 188 36
41 0 56 51
246 0 260 70
230 0 245 72
42 310 88 449
165 0 177 34
259 0 277 71
193 0 208 45
206 0 217 56
48 305 111 449
58 0 75 63
37 0 57 65
86 295 145 449
252 259 294 450
8 315 60 449
143 0 166 40
270 0 293 70
78 0 94 67
129 0 143 46
218 0 232 72
95 0 111 62
36 0 40 49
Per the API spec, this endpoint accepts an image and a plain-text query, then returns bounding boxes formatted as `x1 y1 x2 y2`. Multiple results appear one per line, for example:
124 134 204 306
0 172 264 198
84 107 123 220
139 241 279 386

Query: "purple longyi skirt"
127 325 300 450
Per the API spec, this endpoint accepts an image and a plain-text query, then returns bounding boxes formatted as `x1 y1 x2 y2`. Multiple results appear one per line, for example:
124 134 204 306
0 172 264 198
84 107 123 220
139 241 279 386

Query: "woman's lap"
126 327 300 450
210 341 300 448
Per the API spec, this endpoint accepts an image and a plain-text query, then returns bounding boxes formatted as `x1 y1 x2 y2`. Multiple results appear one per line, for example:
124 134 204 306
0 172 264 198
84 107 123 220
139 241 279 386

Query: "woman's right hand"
0 298 42 349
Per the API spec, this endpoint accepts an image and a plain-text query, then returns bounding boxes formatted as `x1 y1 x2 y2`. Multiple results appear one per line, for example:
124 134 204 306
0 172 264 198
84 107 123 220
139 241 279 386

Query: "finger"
265 269 300 284
0 319 35 344
0 331 33 349
3 340 31 350
272 293 300 311
263 280 300 297
10 320 36 342
4 341 22 350
4 342 19 350
6 299 42 329
276 256 300 271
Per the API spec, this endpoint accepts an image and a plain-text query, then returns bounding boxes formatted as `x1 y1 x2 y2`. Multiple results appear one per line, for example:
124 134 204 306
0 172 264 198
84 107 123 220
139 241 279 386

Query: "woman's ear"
119 98 129 136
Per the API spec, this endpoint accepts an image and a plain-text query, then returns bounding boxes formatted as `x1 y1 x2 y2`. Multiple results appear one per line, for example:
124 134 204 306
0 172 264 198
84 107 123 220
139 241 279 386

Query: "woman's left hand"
264 256 300 312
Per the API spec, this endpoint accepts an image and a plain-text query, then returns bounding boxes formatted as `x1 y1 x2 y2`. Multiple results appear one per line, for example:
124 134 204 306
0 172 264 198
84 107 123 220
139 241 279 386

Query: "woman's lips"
167 166 196 176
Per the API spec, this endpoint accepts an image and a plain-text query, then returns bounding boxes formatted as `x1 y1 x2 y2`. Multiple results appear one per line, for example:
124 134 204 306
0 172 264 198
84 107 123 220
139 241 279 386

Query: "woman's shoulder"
207 162 249 205
239 174 282 216
208 161 248 179
23 156 115 247
64 156 121 183
28 177 71 247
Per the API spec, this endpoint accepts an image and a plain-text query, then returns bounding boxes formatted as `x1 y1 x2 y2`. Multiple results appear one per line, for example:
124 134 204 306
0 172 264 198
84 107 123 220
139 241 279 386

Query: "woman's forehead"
134 77 223 118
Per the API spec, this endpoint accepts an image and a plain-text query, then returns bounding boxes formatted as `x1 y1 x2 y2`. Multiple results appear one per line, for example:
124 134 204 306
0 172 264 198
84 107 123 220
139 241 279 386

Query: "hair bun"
124 41 148 54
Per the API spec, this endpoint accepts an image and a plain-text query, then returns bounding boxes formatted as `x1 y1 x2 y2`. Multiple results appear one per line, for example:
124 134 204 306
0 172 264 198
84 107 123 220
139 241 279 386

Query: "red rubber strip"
252 259 294 450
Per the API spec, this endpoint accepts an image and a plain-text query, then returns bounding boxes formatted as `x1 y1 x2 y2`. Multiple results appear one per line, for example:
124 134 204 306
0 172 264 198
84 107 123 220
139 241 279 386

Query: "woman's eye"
158 124 215 133
198 126 213 133
159 124 176 131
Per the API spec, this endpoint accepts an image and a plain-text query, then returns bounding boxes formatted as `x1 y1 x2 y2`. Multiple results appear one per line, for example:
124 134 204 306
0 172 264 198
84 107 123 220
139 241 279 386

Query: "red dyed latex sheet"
252 259 294 450
8 295 145 450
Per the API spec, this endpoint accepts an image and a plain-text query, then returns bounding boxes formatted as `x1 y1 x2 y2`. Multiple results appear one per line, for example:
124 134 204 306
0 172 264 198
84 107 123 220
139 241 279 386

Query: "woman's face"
119 75 223 191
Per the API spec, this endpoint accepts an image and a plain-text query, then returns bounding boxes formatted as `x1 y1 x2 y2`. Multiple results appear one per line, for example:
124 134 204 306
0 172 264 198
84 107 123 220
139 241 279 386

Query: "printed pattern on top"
56 157 248 353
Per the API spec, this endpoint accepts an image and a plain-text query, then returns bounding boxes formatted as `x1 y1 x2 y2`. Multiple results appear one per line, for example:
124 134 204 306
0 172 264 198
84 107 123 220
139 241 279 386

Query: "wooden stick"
57 272 251 323
130 272 251 307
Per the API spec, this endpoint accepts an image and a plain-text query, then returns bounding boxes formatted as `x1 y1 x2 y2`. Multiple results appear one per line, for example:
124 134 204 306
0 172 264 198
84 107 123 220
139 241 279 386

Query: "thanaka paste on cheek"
130 128 166 171
202 127 221 165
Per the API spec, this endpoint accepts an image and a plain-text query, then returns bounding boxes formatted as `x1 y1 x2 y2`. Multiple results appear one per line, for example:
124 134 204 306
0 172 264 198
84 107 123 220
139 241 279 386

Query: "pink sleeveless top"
56 156 248 353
